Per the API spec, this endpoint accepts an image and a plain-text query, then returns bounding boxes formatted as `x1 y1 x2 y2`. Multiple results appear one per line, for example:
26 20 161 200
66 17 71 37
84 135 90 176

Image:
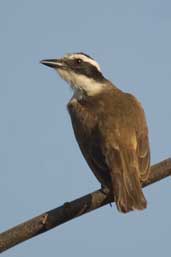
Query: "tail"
111 148 147 213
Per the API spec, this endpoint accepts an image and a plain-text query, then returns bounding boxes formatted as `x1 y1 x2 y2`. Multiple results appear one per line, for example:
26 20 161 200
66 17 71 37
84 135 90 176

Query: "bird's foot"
100 185 110 195
100 185 113 208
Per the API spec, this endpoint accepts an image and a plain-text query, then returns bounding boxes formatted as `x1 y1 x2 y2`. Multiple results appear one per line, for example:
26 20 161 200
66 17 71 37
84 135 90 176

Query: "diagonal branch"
0 158 171 253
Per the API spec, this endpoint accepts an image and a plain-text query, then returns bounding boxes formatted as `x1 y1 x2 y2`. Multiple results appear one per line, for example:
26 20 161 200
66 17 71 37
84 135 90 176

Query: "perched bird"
41 52 150 213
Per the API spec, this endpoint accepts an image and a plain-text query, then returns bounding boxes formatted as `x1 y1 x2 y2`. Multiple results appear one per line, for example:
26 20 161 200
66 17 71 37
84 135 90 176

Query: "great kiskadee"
41 52 150 213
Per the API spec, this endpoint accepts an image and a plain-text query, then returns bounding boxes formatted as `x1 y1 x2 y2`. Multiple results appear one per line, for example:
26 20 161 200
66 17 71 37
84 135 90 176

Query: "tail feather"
111 148 147 213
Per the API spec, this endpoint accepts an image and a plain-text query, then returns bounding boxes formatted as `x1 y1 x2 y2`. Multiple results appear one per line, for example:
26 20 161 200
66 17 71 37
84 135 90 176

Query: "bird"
40 52 150 213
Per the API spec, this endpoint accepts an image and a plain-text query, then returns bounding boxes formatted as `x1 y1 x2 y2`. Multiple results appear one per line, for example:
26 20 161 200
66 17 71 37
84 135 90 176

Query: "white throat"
57 69 105 98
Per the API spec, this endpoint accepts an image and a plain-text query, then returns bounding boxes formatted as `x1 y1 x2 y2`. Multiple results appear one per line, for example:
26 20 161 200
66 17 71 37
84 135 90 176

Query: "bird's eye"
76 59 82 64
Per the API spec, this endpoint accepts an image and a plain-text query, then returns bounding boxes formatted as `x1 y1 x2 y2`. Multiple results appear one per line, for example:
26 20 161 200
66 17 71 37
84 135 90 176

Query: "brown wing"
103 128 149 213
67 99 111 187
102 92 151 212
137 133 150 182
127 93 151 183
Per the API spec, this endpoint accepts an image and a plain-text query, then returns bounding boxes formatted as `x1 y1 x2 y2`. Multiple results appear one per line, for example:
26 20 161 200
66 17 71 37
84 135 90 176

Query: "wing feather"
137 134 150 182
68 100 111 187
104 131 148 212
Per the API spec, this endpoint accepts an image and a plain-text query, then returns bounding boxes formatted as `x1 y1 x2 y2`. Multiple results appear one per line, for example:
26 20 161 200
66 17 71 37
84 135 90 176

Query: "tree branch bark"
0 158 171 253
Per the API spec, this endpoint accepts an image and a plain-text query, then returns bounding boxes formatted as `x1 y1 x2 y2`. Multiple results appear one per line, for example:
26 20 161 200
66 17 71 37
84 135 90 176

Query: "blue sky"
1 0 171 256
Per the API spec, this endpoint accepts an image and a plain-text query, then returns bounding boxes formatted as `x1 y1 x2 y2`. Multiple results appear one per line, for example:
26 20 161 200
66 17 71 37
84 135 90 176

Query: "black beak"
40 59 64 69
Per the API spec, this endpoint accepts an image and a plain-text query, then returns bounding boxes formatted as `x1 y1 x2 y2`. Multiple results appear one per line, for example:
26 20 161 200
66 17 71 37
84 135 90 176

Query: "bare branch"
0 158 171 253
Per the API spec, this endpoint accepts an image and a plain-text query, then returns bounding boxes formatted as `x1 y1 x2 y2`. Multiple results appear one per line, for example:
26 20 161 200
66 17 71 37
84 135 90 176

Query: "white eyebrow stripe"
68 54 101 72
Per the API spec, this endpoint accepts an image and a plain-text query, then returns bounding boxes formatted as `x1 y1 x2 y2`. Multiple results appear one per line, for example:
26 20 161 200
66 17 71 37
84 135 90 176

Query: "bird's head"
40 53 107 97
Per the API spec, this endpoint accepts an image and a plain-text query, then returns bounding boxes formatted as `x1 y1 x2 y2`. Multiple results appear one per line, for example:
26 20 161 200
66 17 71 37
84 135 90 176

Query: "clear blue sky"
1 0 171 256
